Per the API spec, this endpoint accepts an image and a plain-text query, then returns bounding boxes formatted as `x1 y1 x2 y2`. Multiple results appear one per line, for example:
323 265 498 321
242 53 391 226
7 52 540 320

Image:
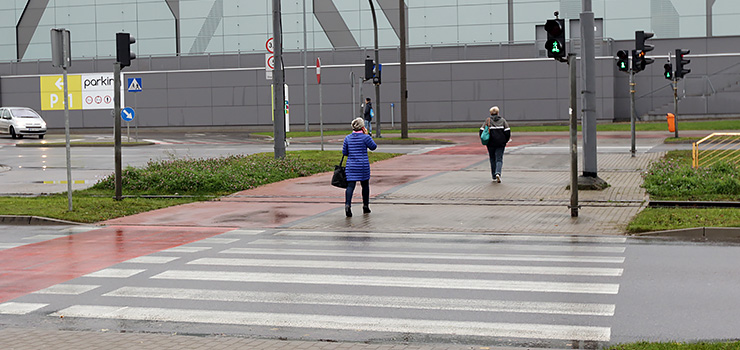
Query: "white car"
0 107 47 139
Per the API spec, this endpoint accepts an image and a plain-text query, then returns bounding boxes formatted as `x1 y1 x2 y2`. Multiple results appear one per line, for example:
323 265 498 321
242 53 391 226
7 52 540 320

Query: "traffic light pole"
673 77 679 138
629 69 636 158
114 62 122 201
369 0 381 138
568 53 579 218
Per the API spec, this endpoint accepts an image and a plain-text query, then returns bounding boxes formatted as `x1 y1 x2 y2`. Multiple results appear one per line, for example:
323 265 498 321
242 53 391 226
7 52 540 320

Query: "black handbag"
331 155 348 188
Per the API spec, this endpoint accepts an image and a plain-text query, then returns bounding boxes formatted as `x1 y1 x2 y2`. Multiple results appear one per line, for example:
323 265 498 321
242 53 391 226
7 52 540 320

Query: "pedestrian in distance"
363 97 373 136
343 117 378 217
480 106 511 183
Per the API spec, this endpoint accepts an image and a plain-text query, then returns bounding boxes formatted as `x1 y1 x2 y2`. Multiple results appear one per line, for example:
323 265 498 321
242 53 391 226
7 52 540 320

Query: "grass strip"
0 150 401 223
605 341 740 350
627 207 740 233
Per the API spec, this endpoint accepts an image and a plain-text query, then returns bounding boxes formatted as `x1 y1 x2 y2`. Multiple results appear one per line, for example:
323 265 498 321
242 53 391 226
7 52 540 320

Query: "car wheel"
9 127 17 139
39 134 44 139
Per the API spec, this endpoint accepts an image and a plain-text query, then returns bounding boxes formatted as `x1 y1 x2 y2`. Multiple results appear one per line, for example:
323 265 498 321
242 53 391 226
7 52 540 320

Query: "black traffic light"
633 31 654 73
364 57 374 81
675 49 691 79
664 63 673 80
544 18 566 60
372 64 381 85
116 32 136 68
616 50 629 72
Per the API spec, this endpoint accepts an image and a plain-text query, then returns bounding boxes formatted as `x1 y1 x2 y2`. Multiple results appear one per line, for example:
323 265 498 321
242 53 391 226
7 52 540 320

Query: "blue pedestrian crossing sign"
121 107 135 121
127 78 142 92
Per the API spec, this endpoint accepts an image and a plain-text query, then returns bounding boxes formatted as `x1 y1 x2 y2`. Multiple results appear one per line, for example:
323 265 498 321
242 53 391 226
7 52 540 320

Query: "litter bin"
666 113 676 132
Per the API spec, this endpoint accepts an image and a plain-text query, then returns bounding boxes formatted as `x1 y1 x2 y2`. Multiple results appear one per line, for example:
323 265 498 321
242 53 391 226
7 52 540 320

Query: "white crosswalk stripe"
31 231 626 344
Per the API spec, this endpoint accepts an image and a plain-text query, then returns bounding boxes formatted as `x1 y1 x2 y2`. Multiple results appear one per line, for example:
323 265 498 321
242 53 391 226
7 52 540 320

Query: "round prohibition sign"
104 95 112 104
85 96 93 104
267 55 275 69
266 38 274 53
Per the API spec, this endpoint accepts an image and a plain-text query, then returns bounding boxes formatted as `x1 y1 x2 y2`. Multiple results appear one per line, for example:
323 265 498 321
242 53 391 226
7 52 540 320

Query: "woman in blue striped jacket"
342 118 378 217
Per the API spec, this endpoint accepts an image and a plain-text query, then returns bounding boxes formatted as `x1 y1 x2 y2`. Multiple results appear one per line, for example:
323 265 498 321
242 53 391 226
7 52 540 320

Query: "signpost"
127 78 142 141
265 38 274 80
121 107 134 142
50 28 73 211
317 57 323 151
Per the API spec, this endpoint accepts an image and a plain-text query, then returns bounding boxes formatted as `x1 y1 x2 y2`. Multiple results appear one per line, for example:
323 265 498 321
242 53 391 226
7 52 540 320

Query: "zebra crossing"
2 229 626 346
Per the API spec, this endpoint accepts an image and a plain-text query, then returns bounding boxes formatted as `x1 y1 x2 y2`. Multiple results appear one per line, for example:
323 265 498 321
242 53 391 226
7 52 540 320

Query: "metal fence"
692 133 740 169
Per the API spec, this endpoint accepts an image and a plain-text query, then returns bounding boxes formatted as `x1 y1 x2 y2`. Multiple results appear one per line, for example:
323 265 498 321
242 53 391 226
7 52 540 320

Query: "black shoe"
345 205 352 217
363 206 371 214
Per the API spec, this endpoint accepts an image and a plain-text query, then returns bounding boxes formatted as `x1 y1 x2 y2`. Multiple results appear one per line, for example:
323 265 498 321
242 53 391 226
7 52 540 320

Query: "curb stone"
0 215 82 225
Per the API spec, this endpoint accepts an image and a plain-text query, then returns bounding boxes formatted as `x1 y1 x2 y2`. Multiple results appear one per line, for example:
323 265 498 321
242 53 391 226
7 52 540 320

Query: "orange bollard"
666 113 676 133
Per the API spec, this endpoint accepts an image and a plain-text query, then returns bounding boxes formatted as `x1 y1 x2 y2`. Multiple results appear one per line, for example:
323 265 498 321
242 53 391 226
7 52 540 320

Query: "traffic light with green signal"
675 49 691 79
544 18 566 60
664 63 673 80
616 50 629 72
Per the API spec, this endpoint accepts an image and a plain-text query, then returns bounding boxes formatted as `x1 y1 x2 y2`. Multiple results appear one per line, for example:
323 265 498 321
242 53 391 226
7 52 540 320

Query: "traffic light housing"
544 19 566 60
675 49 691 79
633 31 654 73
116 32 136 68
364 57 374 81
616 50 629 72
372 64 381 85
664 63 673 80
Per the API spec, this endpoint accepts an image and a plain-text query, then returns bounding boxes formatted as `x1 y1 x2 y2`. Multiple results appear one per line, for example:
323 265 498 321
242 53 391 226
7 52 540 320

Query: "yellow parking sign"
40 75 82 110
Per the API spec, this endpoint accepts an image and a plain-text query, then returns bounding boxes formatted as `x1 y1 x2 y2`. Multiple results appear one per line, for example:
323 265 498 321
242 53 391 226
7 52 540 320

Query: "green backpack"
480 126 490 145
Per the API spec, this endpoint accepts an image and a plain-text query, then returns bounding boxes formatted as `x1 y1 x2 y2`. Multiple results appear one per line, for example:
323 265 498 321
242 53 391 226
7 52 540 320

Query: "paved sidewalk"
104 131 670 235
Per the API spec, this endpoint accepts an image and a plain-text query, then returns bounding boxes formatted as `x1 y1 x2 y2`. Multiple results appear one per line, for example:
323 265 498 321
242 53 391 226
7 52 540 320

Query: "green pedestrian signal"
616 50 629 72
551 42 561 53
664 63 673 80
544 18 566 60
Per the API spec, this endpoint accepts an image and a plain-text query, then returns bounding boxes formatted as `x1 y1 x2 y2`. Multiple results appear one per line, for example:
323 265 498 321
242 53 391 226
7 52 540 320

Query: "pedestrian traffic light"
364 57 374 81
372 64 381 85
544 18 566 60
675 49 691 79
116 32 136 68
664 63 673 80
616 50 629 72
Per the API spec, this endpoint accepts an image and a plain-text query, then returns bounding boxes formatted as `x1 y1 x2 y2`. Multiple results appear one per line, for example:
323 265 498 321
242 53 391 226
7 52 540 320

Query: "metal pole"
568 53 579 218
320 80 324 151
369 0 381 138
391 103 394 129
350 72 355 120
303 0 309 132
580 0 598 178
674 77 679 138
114 62 122 200
272 0 286 158
399 0 408 139
63 66 72 211
630 69 636 157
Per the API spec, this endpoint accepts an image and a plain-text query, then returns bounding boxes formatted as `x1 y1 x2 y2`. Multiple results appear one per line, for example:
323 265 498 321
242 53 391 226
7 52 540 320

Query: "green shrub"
642 151 740 201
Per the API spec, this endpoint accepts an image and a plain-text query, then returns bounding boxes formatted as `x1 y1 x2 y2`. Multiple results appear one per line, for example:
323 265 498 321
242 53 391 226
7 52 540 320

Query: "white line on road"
33 284 100 295
247 239 626 253
124 256 179 264
152 270 620 294
220 248 626 264
104 286 616 316
160 246 212 253
0 302 47 315
51 305 611 341
274 231 628 244
84 268 146 278
188 258 624 277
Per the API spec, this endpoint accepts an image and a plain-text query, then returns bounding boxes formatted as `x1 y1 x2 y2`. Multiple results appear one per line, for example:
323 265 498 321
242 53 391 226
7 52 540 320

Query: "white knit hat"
352 117 365 131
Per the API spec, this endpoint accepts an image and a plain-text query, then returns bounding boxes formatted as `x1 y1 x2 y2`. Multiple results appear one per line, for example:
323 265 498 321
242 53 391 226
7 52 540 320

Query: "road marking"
85 268 146 278
189 258 624 277
220 248 626 264
198 237 240 244
124 256 179 264
33 284 100 295
247 239 626 253
104 286 616 316
23 234 66 240
0 302 47 315
0 243 24 249
275 231 628 244
51 305 611 341
221 229 265 236
160 246 212 253
152 270 620 294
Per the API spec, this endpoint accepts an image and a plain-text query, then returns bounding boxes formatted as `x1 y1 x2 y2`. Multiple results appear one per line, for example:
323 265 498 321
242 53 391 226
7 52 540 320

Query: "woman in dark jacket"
479 106 511 183
342 118 378 217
